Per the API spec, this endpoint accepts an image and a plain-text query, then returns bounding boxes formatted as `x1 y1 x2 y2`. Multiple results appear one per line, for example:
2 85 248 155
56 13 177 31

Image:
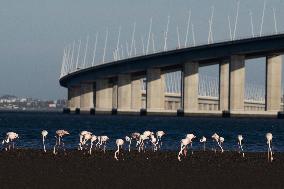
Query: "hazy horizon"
1 0 284 100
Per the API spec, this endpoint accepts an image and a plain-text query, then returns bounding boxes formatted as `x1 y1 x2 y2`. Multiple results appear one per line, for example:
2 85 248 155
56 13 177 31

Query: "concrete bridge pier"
131 76 142 112
146 68 165 114
219 61 229 112
67 86 81 112
117 74 132 114
95 78 113 114
80 83 94 112
229 55 245 113
183 61 199 114
266 55 282 112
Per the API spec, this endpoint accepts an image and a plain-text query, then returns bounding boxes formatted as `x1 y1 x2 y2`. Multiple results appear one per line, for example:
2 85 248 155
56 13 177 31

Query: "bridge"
59 33 284 118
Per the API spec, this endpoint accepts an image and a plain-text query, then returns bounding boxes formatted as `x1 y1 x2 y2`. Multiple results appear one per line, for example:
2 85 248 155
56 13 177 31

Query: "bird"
237 135 245 157
41 130 48 152
219 137 224 153
89 135 97 155
2 132 19 151
150 135 158 152
186 134 196 154
125 136 131 152
156 131 165 149
266 133 273 162
100 136 109 153
131 132 141 148
200 136 207 151
178 138 191 161
138 134 149 152
114 139 124 161
212 133 223 153
78 131 92 150
53 130 69 155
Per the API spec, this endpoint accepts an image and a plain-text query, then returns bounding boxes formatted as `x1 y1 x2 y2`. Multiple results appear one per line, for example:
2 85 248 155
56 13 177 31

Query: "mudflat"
0 150 283 189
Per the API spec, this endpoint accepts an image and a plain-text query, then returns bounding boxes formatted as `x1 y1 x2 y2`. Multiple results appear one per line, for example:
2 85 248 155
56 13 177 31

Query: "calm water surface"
0 112 283 152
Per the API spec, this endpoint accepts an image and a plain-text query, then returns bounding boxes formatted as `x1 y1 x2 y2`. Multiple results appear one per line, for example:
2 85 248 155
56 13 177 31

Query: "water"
0 111 283 152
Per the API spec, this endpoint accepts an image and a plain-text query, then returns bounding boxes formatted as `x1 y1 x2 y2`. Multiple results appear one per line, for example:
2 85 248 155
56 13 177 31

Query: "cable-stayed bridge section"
60 34 284 117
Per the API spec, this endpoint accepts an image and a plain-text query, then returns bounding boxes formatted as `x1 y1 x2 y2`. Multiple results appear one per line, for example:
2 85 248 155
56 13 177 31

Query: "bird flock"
1 130 275 162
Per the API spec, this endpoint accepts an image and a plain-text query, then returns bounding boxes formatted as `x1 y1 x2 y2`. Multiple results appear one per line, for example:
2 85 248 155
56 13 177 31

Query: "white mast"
164 16 170 51
228 16 233 40
249 10 255 37
130 22 136 56
184 10 191 47
102 29 109 64
75 39 81 69
116 26 121 60
191 23 196 46
83 35 89 68
146 18 152 55
177 26 181 49
233 0 240 40
152 33 156 53
91 32 98 66
126 41 130 57
141 36 145 55
260 0 266 37
70 41 75 72
208 6 215 44
273 8 278 34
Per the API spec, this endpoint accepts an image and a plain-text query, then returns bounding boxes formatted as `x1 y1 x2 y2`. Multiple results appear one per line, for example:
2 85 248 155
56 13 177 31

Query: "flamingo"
78 131 92 150
199 136 207 151
114 139 124 161
186 134 196 154
150 135 158 152
219 137 224 153
138 134 149 152
131 132 141 148
237 135 245 157
156 131 165 149
89 135 97 155
2 132 19 151
41 130 48 152
100 136 109 153
266 133 273 162
212 133 223 153
125 136 131 152
53 130 69 155
178 138 191 161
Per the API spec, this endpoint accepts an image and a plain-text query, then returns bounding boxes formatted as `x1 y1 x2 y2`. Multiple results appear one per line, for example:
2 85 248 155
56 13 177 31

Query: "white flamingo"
219 137 225 153
131 132 141 148
156 131 165 149
186 134 196 154
237 135 245 157
2 132 19 151
125 136 131 152
114 139 124 161
53 130 69 155
200 136 207 151
41 130 48 152
78 131 92 150
138 134 149 152
212 133 223 153
89 135 97 155
266 133 273 162
178 138 191 161
150 135 158 152
100 136 109 153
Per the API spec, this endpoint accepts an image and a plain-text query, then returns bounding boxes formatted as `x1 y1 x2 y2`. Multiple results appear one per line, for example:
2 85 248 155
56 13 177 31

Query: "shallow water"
0 111 283 152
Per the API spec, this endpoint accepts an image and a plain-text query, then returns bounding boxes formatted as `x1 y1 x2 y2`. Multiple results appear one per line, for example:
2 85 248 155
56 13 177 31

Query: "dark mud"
0 150 283 189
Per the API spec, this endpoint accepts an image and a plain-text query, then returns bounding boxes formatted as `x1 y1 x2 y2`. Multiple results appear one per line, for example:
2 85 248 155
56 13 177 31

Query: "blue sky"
0 0 283 99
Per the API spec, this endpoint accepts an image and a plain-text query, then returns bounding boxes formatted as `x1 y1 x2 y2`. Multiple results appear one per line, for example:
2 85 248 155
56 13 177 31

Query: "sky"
0 0 284 100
